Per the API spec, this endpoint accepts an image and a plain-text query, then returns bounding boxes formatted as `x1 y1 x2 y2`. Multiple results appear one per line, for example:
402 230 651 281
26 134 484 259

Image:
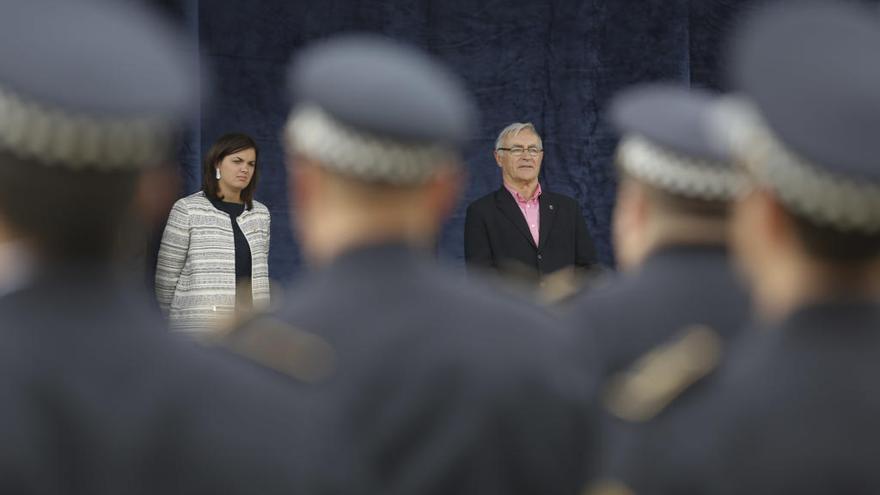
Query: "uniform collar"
784 297 880 327
329 241 426 269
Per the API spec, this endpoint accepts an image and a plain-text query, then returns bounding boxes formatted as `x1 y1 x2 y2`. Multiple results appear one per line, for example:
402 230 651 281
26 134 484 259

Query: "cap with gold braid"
285 34 476 185
717 2 880 233
0 0 198 170
610 83 744 202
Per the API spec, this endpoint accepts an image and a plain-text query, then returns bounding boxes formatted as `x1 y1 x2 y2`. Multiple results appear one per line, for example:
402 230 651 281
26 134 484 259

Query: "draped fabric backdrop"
153 0 767 285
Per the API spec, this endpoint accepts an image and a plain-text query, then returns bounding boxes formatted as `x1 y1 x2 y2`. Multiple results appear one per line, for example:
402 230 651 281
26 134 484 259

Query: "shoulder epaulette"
603 324 722 422
222 316 337 383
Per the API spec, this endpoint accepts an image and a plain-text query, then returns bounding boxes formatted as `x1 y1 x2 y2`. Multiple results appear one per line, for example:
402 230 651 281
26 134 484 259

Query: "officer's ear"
424 162 465 223
0 212 15 246
613 178 649 270
288 155 323 211
731 187 796 285
751 188 798 253
133 163 180 229
732 187 765 258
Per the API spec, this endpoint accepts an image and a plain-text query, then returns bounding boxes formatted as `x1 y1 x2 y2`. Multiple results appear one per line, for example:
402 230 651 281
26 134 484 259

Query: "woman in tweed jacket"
155 133 271 334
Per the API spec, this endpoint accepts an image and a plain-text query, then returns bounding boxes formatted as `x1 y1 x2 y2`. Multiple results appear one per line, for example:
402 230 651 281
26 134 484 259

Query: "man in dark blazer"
464 122 596 288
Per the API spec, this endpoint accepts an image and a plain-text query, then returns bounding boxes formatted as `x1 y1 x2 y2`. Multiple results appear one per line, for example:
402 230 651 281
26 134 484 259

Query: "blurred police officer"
566 84 750 485
610 2 880 494
0 1 326 493
226 35 595 495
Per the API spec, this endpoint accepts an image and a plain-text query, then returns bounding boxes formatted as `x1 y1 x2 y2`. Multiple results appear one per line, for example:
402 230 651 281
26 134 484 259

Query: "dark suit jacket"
464 187 596 281
231 243 597 495
0 264 332 494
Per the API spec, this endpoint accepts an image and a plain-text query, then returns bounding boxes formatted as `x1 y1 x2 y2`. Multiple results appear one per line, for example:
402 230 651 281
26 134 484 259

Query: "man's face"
495 130 543 185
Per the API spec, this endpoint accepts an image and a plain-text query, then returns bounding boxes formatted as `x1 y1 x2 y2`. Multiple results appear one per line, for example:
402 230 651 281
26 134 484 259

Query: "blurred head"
729 174 880 316
613 169 731 270
288 152 463 265
0 153 141 261
719 2 880 317
284 35 476 265
608 85 740 271
202 133 259 209
0 0 198 264
494 123 544 187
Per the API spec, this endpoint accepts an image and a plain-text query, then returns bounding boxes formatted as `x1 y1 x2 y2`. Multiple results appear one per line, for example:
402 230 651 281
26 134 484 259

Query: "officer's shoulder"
428 270 556 333
218 313 337 385
455 280 572 362
449 269 553 315
599 323 724 422
567 269 641 319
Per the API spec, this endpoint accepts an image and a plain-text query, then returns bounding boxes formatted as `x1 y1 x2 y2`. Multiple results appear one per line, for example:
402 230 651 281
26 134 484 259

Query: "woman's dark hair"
202 133 259 210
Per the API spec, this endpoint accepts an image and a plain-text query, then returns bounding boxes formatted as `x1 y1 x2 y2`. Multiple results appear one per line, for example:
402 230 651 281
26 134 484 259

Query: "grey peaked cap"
285 34 477 184
0 0 199 169
610 83 743 201
725 2 880 232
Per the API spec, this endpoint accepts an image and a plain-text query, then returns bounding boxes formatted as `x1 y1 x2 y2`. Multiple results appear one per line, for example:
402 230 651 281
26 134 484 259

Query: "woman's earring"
215 168 221 180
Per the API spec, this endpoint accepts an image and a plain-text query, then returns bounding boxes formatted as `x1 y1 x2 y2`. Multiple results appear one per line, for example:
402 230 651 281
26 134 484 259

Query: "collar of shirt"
504 182 542 204
504 182 541 245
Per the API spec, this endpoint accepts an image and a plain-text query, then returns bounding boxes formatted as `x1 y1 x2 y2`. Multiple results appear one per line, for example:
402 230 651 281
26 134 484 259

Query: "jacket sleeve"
265 211 271 260
265 211 271 303
155 199 191 314
464 202 495 271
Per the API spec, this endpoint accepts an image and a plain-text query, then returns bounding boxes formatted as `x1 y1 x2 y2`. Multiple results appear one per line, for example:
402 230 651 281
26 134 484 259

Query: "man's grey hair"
494 122 543 151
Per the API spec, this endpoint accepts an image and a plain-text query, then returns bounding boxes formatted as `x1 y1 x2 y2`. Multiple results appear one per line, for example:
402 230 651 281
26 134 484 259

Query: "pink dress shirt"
504 182 542 245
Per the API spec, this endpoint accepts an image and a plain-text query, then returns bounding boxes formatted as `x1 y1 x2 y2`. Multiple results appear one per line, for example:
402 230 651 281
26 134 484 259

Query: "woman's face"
217 147 256 193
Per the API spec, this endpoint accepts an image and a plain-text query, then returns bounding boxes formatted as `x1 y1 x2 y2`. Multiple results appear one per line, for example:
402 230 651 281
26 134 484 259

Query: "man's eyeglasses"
497 146 543 157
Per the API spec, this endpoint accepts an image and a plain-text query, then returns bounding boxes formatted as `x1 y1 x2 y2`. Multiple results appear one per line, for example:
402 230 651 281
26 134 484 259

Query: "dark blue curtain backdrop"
170 0 764 285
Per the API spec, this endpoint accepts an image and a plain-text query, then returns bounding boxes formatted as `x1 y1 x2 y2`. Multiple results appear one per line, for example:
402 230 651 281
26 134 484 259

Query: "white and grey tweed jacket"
155 191 271 333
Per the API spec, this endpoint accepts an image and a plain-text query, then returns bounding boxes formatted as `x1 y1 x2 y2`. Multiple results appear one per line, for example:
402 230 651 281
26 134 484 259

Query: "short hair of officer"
0 153 142 261
613 166 731 270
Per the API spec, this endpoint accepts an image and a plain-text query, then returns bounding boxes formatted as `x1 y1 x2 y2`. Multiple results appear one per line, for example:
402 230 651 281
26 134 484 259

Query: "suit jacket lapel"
538 194 556 249
495 188 537 249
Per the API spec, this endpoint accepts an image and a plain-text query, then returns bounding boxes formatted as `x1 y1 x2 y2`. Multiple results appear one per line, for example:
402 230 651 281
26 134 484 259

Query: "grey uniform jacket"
0 264 334 494
566 245 750 482
228 243 598 495
155 191 271 333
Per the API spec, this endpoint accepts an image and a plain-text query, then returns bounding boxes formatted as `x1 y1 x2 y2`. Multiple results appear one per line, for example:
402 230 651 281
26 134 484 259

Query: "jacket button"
537 254 543 261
